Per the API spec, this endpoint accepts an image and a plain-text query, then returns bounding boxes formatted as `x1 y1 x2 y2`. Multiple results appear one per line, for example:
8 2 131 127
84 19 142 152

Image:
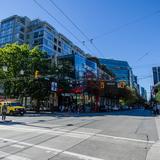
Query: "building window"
58 41 61 46
20 27 24 32
34 30 44 38
34 38 43 45
34 32 38 38
19 33 24 40
58 47 61 53
26 34 30 39
54 45 57 51
54 38 57 43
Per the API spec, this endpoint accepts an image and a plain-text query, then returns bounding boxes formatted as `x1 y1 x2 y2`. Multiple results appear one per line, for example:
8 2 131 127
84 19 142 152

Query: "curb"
146 117 160 160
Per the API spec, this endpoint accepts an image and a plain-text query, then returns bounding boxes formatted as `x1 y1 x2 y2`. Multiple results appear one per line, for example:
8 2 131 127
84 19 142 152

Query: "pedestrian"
153 104 157 115
157 103 160 115
1 103 7 121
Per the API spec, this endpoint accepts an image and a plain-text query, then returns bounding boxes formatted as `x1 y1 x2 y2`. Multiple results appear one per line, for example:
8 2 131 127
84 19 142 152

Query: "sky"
1 0 160 98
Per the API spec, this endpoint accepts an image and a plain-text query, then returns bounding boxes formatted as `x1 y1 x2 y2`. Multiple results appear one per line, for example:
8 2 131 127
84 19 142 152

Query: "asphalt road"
0 109 158 160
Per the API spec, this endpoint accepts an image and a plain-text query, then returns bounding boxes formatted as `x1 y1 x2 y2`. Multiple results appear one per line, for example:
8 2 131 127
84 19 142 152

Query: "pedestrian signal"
118 81 126 88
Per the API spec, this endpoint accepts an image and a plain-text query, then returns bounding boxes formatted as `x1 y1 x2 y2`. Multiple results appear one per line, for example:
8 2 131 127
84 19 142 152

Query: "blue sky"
1 0 160 98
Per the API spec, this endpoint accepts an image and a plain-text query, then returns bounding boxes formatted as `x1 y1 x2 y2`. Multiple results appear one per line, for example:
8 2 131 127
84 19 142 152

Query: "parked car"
0 101 26 116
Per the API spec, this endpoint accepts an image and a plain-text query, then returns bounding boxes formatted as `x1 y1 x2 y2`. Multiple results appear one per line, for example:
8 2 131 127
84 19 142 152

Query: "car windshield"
10 102 22 106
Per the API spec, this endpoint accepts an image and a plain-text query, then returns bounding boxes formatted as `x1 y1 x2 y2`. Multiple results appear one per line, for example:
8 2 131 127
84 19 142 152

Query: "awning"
70 86 86 94
57 86 86 94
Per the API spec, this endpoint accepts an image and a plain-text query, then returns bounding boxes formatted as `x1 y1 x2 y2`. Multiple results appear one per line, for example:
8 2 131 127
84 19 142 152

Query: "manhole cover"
66 124 74 126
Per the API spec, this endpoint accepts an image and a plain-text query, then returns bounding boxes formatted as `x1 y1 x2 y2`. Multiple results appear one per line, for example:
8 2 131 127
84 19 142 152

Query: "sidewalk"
146 116 160 160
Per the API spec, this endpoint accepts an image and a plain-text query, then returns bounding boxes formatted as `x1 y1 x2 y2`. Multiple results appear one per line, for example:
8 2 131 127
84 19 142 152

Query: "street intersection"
0 109 159 160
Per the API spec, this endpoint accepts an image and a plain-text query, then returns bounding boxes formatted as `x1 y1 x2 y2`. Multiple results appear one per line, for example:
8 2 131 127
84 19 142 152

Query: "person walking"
1 103 7 121
157 103 160 115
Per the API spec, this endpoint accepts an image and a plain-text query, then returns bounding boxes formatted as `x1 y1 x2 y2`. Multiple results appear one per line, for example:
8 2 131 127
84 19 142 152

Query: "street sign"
51 82 57 92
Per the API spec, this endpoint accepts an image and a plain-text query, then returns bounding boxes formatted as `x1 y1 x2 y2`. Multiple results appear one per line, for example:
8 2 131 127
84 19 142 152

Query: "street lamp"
2 65 8 72
20 69 24 75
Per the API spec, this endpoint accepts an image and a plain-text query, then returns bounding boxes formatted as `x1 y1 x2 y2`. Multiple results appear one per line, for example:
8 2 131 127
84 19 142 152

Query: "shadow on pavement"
24 109 154 118
0 109 154 128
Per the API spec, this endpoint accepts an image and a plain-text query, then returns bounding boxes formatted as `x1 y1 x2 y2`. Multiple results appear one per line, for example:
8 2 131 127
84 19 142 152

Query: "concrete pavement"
0 109 158 160
146 116 160 160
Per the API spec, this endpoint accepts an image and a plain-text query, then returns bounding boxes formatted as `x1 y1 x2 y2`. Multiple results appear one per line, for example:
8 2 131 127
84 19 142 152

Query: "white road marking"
0 150 31 160
95 134 155 144
0 137 104 160
0 125 155 144
11 144 25 149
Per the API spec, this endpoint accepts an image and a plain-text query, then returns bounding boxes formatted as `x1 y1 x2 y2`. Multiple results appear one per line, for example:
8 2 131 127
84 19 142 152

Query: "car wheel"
9 111 14 116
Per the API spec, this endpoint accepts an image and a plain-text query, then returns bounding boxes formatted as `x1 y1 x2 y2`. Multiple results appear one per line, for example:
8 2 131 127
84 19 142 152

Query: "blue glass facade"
99 59 133 86
58 53 97 80
0 15 29 47
27 19 57 56
0 15 88 58
0 20 14 46
152 67 160 85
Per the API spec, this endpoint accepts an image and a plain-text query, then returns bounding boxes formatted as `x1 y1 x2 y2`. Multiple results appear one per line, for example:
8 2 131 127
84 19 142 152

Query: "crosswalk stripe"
0 137 104 160
0 151 31 160
0 125 155 144
11 144 25 149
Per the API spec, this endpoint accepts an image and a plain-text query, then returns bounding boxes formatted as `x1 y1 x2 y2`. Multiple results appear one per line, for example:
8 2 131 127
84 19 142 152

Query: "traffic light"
35 70 40 78
118 81 126 88
100 81 105 89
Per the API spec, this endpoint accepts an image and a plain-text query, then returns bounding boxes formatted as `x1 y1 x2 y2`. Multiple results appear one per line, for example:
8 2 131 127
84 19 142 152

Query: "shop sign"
106 82 116 86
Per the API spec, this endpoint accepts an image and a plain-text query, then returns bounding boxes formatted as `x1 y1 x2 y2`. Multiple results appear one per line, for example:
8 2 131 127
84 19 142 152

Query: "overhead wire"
93 9 160 40
136 51 150 62
48 0 106 58
33 0 89 52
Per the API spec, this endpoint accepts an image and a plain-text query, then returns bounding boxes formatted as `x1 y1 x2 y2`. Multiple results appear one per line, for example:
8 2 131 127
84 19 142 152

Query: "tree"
119 86 140 106
0 44 53 112
155 86 160 103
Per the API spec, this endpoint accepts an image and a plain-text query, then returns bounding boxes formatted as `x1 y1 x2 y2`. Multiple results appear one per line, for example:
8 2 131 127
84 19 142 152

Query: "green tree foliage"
119 86 140 106
0 44 50 107
155 86 160 103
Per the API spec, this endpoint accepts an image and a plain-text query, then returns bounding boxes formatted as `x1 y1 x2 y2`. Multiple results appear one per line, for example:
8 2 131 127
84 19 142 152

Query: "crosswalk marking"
0 137 104 160
0 151 31 160
0 125 155 144
11 144 25 149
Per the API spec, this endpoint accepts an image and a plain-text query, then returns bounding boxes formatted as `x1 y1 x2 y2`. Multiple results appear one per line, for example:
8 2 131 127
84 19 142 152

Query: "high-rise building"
99 59 134 87
152 66 160 85
26 19 58 56
0 15 30 47
140 87 147 100
0 15 86 58
133 75 140 94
